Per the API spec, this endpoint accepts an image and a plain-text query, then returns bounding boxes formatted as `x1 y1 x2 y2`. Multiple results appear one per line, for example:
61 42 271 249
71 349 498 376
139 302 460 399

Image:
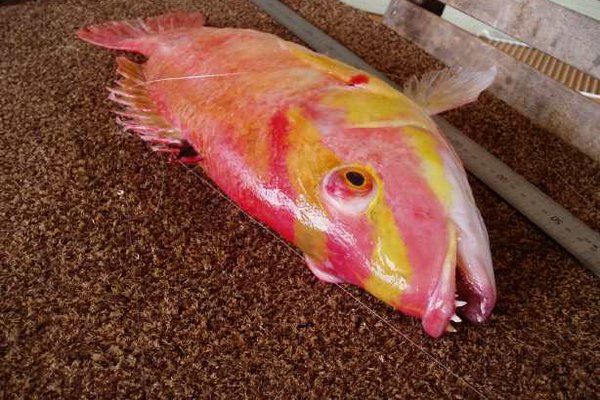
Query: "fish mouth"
455 248 497 324
445 149 497 328
418 151 497 337
419 239 496 337
364 213 496 337
420 224 458 337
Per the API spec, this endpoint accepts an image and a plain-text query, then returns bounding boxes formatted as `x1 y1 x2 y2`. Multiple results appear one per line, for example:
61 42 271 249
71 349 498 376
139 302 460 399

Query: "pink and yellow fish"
78 12 497 337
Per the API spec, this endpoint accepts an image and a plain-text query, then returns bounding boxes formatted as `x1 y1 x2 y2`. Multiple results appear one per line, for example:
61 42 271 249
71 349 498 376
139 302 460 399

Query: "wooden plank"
384 0 600 162
432 0 600 78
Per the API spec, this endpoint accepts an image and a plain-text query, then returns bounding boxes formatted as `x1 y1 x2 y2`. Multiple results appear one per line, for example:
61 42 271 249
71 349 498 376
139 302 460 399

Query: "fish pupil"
345 171 365 187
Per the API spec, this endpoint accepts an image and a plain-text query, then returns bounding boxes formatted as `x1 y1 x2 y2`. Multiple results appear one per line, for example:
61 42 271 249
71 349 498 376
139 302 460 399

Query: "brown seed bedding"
1 0 599 398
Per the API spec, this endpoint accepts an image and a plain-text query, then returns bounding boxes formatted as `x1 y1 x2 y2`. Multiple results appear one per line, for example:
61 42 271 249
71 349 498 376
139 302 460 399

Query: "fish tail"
77 11 205 54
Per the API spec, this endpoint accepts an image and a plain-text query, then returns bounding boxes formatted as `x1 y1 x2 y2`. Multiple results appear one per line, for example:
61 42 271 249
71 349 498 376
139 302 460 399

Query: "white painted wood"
437 0 600 78
384 0 600 162
339 0 390 14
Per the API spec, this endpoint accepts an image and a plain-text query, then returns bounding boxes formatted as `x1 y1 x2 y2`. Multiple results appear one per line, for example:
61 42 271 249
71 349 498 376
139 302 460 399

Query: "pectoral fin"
304 256 343 284
403 66 497 115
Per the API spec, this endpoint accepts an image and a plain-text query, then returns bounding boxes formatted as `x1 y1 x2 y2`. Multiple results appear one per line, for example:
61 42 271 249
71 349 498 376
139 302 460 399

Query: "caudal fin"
77 11 205 53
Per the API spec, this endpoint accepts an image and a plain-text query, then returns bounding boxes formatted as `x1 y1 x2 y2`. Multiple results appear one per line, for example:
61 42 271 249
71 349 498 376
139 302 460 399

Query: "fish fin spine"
403 66 497 115
111 57 199 163
76 11 205 53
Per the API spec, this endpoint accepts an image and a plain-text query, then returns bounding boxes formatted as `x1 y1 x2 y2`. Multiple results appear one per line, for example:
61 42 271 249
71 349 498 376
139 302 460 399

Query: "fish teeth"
446 325 457 333
455 300 467 308
451 314 462 323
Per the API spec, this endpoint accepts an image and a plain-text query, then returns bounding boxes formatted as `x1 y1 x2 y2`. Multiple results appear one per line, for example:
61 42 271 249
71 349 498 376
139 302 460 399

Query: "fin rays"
403 66 497 115
110 57 184 152
76 12 206 53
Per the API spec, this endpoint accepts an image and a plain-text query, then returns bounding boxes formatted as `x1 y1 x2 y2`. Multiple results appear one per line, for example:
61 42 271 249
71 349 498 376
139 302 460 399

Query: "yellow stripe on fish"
363 166 412 307
402 126 452 207
285 107 340 263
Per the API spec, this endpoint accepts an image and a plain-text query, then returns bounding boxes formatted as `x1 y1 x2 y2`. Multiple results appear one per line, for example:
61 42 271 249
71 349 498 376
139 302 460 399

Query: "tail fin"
76 11 205 53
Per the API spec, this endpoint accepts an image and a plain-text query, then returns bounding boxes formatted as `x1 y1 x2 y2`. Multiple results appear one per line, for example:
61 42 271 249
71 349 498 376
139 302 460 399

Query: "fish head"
311 123 496 337
276 49 497 336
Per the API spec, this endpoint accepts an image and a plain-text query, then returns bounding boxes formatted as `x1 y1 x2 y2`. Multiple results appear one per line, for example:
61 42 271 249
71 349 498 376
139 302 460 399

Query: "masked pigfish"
77 11 497 337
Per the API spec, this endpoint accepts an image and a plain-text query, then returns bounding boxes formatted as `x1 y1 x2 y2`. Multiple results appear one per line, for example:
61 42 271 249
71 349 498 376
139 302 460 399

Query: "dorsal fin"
77 12 205 54
403 66 497 115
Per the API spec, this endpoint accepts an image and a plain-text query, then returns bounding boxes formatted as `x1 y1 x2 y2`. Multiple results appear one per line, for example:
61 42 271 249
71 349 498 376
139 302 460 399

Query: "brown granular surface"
1 0 599 398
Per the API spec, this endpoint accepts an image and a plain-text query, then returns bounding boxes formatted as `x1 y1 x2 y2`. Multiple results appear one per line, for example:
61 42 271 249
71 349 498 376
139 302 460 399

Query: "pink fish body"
78 12 497 337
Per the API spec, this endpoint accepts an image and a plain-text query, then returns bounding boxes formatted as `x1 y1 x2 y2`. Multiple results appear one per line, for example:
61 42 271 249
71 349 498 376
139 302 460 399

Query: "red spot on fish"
348 74 369 86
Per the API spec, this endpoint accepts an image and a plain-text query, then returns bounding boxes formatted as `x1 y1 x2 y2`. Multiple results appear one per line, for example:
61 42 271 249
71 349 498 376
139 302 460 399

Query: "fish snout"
441 152 497 330
396 217 496 337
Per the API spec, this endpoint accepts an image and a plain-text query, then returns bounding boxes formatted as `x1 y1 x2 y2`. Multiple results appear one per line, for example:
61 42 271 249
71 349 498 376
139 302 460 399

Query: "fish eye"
322 165 377 214
338 166 373 194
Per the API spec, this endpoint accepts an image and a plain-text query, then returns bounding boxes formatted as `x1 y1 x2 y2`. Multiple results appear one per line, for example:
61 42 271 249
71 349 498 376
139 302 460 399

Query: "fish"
77 11 497 337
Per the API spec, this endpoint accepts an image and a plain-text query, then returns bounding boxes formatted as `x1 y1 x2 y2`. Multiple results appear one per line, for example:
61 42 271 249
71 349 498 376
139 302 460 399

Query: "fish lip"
422 300 455 338
420 230 457 338
453 214 497 324
419 242 496 337
392 223 459 338
418 244 496 337
456 261 497 323
417 253 497 338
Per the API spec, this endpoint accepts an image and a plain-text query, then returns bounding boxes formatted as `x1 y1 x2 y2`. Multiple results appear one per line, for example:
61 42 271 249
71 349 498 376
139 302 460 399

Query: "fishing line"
180 163 491 400
154 162 167 212
134 72 250 88
119 136 149 399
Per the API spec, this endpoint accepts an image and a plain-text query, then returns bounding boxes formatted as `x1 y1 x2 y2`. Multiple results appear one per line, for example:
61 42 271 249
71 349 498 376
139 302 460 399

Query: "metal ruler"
250 0 600 275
